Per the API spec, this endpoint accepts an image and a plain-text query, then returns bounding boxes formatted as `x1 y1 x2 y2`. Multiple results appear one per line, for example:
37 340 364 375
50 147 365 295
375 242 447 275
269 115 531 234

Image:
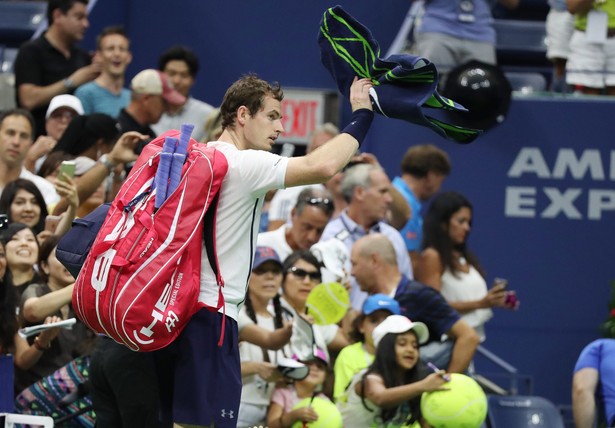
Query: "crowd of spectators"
0 0 612 427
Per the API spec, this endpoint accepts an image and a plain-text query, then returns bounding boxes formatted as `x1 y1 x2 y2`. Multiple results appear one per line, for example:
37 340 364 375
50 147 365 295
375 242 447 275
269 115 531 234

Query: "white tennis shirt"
198 141 289 321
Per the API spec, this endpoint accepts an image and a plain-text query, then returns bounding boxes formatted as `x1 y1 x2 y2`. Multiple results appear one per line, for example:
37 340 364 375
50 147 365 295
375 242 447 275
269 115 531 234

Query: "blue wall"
366 97 614 404
84 1 614 406
85 0 409 106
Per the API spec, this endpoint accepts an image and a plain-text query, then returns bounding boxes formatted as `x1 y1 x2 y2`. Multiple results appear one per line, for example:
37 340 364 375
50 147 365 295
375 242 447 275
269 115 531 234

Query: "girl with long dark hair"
339 315 447 427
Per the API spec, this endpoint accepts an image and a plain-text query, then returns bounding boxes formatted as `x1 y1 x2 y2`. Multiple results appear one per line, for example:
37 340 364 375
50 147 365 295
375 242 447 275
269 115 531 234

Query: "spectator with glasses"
321 163 413 311
280 250 349 363
25 95 84 174
258 187 334 262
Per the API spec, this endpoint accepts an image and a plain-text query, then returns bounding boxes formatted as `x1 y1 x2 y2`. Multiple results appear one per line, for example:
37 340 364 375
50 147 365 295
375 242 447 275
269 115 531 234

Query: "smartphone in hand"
58 160 76 182
493 277 508 290
44 215 61 233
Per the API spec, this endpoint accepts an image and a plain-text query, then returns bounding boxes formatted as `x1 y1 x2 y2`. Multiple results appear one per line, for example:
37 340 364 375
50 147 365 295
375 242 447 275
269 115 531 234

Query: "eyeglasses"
49 110 77 121
287 266 321 282
301 197 334 214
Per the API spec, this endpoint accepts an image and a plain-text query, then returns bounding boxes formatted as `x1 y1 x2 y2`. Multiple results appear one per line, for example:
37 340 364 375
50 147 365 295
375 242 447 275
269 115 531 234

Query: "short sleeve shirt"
199 142 288 321
14 35 91 137
392 177 423 252
574 338 615 425
394 276 460 343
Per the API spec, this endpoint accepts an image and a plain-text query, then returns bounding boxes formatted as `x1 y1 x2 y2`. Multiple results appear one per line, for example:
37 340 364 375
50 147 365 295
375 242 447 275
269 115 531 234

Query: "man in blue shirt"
75 26 132 117
392 144 450 272
573 339 615 427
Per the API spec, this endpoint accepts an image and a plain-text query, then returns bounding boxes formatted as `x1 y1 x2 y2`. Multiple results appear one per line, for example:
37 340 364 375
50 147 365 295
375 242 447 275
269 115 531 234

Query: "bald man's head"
351 234 399 294
355 234 397 266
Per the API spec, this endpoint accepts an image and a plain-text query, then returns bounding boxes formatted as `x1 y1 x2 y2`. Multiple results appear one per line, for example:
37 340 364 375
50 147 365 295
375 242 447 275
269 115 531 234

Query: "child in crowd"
266 348 331 428
339 315 449 427
333 293 400 402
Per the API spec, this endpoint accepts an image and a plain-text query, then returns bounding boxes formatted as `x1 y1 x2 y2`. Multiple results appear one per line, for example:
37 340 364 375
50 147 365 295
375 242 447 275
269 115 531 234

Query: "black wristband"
341 109 374 147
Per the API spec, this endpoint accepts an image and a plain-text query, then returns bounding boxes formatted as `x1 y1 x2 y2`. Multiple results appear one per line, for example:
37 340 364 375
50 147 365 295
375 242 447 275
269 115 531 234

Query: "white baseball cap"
46 94 84 119
372 314 429 348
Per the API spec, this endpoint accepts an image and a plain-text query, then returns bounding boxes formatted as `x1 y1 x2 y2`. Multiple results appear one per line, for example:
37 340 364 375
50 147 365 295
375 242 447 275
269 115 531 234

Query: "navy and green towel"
318 5 481 144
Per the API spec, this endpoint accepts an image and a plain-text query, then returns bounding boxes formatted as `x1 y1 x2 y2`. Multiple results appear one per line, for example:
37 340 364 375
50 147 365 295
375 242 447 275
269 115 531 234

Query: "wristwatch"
63 77 76 91
98 154 115 173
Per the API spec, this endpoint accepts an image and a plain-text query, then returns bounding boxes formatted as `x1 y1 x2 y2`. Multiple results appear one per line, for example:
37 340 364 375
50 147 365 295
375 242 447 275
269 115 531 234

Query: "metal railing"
473 344 533 396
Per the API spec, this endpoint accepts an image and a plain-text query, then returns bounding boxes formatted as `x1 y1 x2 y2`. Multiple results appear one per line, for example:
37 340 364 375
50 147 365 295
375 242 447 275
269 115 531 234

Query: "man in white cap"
25 94 84 173
117 69 186 154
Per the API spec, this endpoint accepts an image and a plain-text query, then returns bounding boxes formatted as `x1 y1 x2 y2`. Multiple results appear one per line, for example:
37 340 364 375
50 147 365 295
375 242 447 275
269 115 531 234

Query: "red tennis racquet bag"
72 129 228 351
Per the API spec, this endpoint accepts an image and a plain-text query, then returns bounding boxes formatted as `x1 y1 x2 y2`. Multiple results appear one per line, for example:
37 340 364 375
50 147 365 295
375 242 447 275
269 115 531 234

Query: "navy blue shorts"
154 309 241 427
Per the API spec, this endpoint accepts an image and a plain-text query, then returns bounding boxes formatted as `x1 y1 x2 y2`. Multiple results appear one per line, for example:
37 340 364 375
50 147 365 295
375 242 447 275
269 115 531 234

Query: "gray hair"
294 187 334 217
307 122 340 152
340 163 381 203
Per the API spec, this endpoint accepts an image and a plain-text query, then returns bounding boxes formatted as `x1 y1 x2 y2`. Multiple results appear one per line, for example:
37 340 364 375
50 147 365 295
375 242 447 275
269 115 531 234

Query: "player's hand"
349 76 374 112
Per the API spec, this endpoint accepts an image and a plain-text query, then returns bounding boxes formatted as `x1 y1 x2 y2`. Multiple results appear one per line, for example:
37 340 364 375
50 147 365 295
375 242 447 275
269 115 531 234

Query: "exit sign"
279 88 339 145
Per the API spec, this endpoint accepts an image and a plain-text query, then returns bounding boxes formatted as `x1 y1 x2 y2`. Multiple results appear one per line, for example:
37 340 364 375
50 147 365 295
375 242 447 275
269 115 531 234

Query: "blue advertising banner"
364 95 614 404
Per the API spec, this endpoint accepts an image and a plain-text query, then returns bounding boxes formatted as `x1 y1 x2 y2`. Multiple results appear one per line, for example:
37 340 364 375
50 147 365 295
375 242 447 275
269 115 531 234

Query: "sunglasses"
0 214 8 230
301 197 334 214
287 266 321 282
252 265 283 275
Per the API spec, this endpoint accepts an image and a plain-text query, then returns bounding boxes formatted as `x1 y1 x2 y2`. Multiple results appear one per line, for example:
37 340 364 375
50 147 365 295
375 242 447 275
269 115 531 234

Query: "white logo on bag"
91 248 116 292
91 195 147 292
133 278 180 344
164 311 179 332
220 409 234 419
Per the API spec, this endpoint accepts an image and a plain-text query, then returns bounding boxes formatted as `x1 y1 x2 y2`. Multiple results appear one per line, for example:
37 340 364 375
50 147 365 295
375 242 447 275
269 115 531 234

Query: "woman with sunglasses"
280 250 349 364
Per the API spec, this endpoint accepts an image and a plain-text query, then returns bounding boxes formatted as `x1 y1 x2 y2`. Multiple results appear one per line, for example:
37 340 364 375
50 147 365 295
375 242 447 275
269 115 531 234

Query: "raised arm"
18 63 101 111
77 132 147 201
284 77 374 187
